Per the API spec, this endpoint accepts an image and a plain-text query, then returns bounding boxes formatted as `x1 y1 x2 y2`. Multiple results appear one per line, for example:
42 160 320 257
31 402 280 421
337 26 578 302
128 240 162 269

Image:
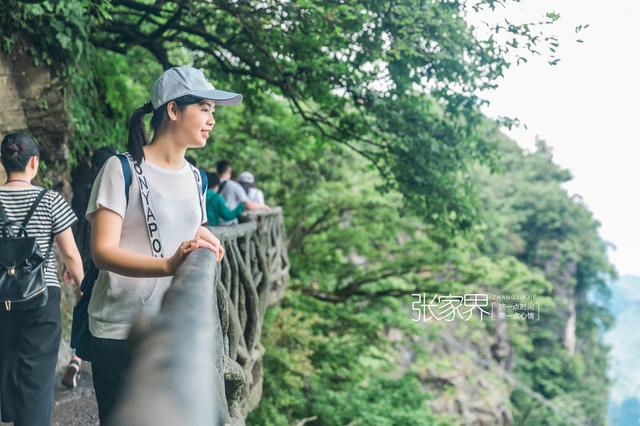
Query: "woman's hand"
195 226 225 262
165 238 219 275
93 208 218 277
62 267 82 297
56 227 84 286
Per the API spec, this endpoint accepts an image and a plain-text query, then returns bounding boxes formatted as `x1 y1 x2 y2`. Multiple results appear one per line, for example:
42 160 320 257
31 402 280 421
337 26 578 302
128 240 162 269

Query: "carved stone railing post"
213 208 290 422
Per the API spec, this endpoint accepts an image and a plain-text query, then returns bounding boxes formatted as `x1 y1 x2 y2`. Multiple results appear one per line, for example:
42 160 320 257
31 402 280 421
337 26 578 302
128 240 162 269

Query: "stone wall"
0 43 71 191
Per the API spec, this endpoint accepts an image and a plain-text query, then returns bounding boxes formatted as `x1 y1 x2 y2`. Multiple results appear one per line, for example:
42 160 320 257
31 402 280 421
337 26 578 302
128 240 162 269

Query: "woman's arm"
92 208 170 276
93 208 218 276
244 200 269 210
55 227 84 286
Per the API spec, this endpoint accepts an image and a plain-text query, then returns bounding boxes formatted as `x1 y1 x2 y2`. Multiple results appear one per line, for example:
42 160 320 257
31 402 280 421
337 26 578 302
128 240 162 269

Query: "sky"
471 0 640 278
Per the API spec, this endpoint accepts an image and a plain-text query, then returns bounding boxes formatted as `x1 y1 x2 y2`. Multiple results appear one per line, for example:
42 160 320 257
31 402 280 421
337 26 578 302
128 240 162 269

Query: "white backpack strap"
124 152 165 258
186 163 205 224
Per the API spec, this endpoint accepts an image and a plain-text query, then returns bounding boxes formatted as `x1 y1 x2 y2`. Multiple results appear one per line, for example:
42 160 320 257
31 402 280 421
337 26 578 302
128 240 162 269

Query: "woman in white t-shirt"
86 66 242 424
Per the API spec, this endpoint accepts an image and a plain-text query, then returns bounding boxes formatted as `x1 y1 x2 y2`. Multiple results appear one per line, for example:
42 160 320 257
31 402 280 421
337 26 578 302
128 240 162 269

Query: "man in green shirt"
206 173 245 225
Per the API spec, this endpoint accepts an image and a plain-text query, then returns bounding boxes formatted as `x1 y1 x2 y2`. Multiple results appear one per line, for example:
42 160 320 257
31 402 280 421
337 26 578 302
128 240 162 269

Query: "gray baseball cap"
151 66 242 110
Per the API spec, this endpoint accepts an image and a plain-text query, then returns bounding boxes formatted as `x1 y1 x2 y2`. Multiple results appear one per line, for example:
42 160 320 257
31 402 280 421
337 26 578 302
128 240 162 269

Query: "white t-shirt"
247 187 265 205
85 156 206 339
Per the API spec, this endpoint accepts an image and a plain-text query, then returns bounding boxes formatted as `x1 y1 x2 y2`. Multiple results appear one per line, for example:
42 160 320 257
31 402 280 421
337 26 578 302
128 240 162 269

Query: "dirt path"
52 363 99 426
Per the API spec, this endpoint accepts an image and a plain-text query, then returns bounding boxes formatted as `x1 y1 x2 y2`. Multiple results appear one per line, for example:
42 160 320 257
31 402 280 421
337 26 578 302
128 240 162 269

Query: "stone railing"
215 208 290 420
111 208 289 426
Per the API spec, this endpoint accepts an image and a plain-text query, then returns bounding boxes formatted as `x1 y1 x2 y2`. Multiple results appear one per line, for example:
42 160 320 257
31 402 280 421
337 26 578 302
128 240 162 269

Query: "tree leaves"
86 0 561 233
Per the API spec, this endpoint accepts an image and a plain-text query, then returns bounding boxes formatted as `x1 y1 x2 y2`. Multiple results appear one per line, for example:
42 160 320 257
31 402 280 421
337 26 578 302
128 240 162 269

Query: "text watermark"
411 293 540 322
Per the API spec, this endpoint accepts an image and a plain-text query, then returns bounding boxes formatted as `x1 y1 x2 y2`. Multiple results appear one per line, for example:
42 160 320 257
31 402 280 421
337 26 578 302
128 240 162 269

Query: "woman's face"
173 99 216 148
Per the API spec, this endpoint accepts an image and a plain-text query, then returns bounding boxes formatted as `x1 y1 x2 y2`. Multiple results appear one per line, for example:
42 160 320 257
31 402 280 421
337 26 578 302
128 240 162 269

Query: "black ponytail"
127 101 154 163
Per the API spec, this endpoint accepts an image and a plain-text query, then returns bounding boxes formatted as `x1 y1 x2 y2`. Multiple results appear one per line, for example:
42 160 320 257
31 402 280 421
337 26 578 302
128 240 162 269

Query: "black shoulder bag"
0 189 52 311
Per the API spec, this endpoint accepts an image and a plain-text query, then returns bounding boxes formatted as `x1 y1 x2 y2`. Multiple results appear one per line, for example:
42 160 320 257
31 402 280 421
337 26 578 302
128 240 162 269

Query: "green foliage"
1 0 565 232
473 131 615 425
0 0 109 68
248 291 448 426
0 0 119 166
67 48 162 164
89 0 562 232
185 93 612 425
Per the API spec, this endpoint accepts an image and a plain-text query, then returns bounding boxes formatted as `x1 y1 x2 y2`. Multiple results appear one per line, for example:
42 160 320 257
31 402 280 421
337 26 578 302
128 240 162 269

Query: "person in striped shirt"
0 132 84 426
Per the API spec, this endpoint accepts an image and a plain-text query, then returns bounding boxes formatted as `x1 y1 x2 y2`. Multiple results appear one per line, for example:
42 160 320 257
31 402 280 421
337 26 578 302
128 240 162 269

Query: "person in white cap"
84 66 240 424
237 171 266 205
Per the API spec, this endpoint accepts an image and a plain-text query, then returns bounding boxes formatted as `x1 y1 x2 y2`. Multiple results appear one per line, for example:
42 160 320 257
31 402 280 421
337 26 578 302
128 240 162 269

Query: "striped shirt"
0 186 77 287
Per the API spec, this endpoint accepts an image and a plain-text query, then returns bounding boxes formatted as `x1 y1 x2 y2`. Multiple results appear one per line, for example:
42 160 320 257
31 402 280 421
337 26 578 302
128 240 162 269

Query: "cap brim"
191 89 243 106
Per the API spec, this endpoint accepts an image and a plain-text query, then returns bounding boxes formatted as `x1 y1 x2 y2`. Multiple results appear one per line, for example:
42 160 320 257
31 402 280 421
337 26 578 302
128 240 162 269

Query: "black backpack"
0 189 52 311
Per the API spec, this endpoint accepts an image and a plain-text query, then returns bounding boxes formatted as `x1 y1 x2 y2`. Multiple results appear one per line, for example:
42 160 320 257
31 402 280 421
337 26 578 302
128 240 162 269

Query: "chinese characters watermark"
411 293 540 322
